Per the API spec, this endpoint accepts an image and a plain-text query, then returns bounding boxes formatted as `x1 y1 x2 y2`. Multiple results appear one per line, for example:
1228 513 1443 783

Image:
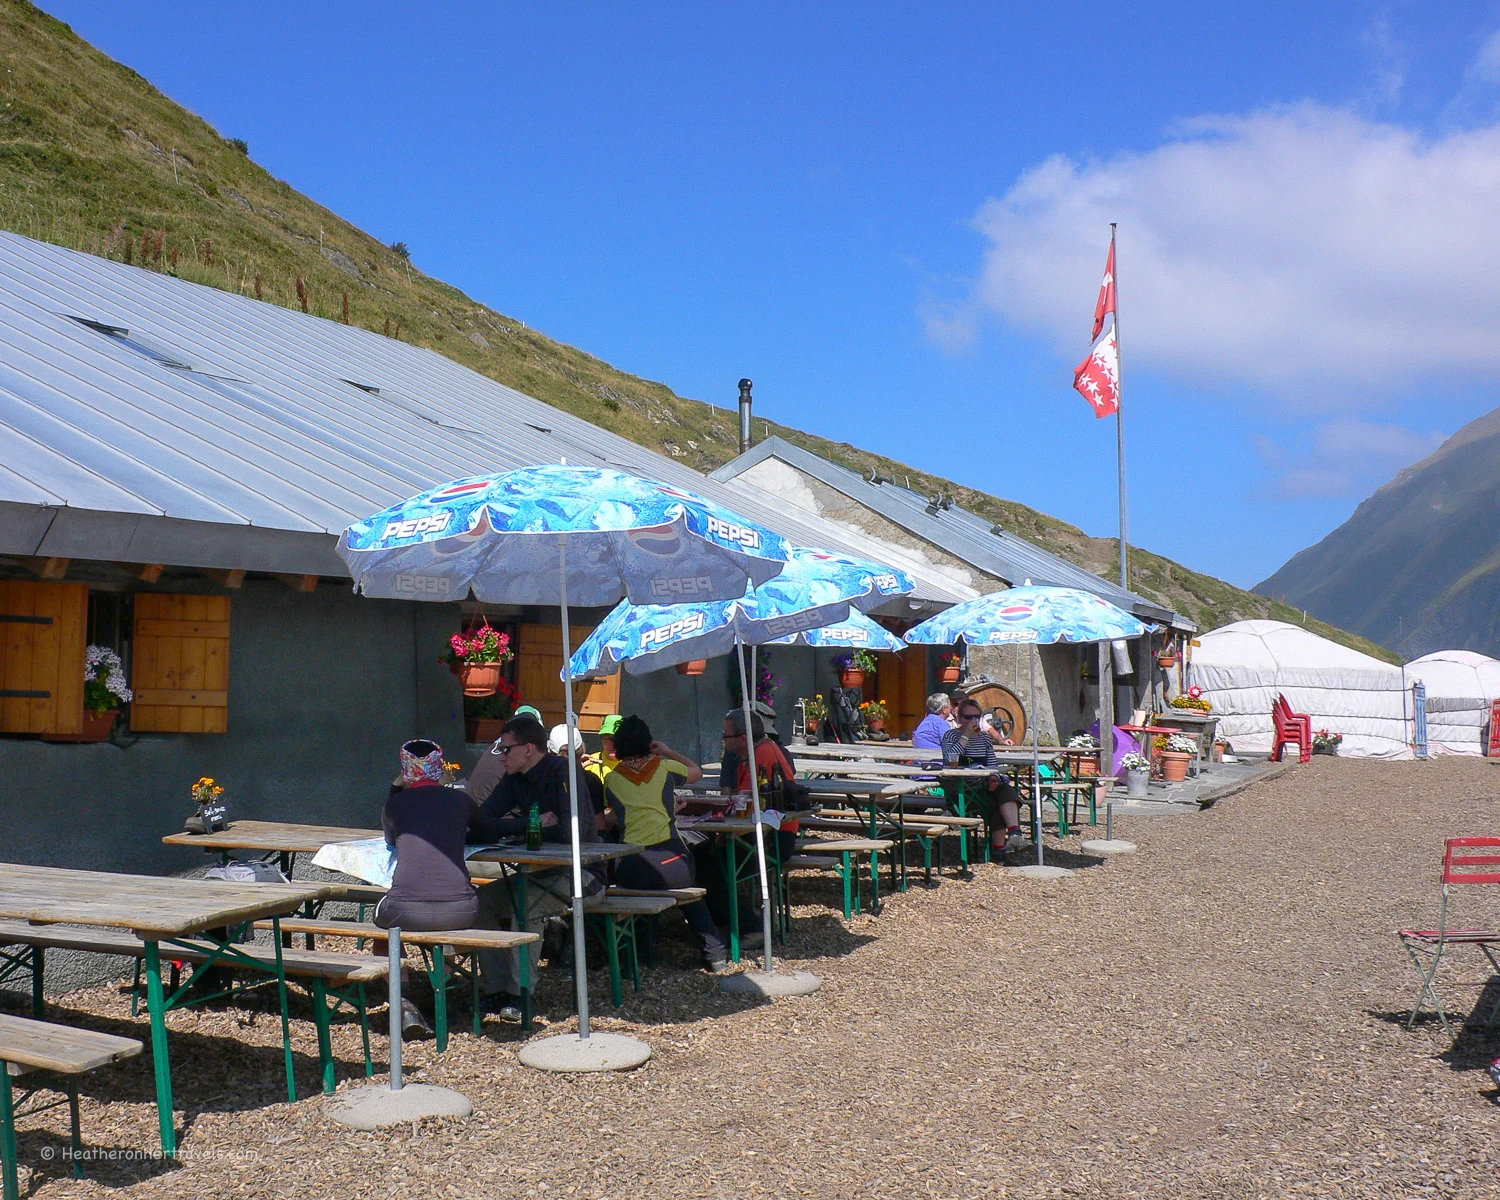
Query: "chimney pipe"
737 378 753 455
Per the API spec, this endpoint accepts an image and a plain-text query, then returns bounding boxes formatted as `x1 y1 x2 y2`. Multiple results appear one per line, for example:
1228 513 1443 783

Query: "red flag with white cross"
1091 236 1116 341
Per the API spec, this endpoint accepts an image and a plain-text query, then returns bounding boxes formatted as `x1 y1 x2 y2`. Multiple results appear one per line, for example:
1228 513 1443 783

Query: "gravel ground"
6 756 1500 1198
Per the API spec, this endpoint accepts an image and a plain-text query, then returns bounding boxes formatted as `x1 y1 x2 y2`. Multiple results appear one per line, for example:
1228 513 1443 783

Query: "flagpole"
1112 222 1128 591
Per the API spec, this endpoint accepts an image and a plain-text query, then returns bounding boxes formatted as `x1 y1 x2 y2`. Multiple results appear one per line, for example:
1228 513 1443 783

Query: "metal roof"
710 436 1191 631
0 232 962 608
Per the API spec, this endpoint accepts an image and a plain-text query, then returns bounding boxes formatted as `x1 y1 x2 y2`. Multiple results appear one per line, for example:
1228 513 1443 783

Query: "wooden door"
131 594 230 733
515 623 619 733
873 646 930 740
0 580 86 735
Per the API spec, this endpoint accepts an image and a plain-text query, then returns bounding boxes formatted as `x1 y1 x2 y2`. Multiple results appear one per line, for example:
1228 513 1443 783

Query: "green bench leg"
67 1080 81 1179
471 953 482 1037
869 850 881 914
431 946 448 1053
143 941 177 1157
358 983 373 1076
1 1064 17 1200
725 837 741 963
310 979 335 1094
29 948 42 1020
840 852 853 919
269 921 296 1104
600 916 625 1007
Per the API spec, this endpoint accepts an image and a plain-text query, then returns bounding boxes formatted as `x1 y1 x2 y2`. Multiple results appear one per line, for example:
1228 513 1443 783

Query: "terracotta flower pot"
1158 750 1191 782
1157 654 1178 669
1075 752 1100 778
867 718 885 733
459 661 503 697
466 717 508 744
840 668 865 689
676 659 707 676
45 708 119 743
938 665 962 684
805 719 819 738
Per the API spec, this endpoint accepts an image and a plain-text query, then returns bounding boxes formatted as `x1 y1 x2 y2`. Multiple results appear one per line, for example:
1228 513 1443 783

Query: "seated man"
465 704 546 807
719 702 796 791
912 692 953 752
548 723 607 828
940 698 1028 858
472 715 602 1020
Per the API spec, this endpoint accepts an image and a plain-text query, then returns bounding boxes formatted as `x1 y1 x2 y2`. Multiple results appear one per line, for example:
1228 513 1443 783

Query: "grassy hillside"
0 0 1397 663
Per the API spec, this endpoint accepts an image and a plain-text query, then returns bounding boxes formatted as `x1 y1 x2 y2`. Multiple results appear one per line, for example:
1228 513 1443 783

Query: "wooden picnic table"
164 820 639 1030
0 863 328 1158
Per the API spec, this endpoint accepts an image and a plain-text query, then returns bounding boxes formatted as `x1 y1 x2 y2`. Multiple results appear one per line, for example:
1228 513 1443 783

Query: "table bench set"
0 741 1099 1176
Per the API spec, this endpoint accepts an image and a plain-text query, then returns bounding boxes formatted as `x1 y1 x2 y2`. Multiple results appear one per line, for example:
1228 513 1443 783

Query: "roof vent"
342 379 381 394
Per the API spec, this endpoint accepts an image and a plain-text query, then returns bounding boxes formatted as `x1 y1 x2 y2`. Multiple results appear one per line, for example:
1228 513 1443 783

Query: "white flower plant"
1162 733 1197 754
1118 752 1150 773
1066 732 1099 749
84 645 133 712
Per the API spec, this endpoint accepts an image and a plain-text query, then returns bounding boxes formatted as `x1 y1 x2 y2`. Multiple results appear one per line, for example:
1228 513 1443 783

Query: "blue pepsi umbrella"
904 586 1149 866
337 465 790 605
765 609 906 652
338 465 791 1052
569 548 914 677
567 547 914 980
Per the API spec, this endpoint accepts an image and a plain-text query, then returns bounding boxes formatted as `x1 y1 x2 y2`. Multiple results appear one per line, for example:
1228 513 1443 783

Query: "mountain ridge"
0 0 1396 661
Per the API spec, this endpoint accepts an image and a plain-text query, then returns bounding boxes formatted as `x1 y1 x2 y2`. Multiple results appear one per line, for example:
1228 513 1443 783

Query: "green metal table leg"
514 872 533 1033
270 919 296 1103
358 983 373 1076
870 850 881 914
471 952 482 1036
29 947 42 1019
67 1081 82 1178
1 1064 18 1200
952 788 972 877
431 945 448 1053
143 940 177 1157
311 978 335 1094
840 852 853 919
599 917 624 1007
725 835 741 963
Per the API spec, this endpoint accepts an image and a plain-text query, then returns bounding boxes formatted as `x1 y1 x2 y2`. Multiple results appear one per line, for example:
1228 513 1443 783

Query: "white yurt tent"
1190 620 1410 759
1403 651 1500 755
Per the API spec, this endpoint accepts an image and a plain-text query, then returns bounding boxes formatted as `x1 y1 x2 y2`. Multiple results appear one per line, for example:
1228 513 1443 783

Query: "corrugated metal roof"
0 232 963 608
710 437 1192 630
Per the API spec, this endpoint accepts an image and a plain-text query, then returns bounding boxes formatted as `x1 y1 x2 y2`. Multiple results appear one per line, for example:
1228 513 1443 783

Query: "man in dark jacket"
474 715 601 1018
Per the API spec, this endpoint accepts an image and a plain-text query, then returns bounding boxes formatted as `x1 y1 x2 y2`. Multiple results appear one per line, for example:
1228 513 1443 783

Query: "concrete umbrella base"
325 1083 472 1130
518 1032 652 1073
1081 838 1138 856
718 970 822 997
1013 864 1074 880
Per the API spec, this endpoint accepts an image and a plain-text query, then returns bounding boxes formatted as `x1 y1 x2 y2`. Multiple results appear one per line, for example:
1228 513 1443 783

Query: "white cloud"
1466 29 1500 88
1255 417 1446 498
932 103 1500 398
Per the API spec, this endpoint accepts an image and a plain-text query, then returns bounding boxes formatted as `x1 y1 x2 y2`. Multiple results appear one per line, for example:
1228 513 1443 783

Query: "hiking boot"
738 930 765 952
478 992 523 1022
400 999 434 1039
1003 831 1031 856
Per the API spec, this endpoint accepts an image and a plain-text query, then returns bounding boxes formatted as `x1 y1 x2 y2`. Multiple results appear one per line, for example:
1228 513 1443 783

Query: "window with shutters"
515 623 618 732
0 580 87 736
131 594 230 733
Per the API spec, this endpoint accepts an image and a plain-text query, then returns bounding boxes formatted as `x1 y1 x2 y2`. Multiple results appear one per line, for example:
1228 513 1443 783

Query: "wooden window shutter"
0 580 87 735
515 623 618 733
132 594 230 733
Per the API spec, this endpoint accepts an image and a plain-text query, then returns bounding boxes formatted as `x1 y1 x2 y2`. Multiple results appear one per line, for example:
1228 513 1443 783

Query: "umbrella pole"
1031 645 1043 867
737 641 776 974
558 536 591 1040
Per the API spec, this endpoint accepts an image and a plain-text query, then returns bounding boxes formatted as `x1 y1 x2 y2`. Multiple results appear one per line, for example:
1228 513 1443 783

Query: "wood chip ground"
4 757 1499 1197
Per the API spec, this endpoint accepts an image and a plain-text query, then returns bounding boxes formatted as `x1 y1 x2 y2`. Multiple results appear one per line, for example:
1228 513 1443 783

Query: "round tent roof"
1405 650 1500 702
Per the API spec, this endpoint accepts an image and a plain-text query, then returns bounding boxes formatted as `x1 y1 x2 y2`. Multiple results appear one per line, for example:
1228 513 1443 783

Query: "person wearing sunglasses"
940 701 1029 857
471 714 602 1019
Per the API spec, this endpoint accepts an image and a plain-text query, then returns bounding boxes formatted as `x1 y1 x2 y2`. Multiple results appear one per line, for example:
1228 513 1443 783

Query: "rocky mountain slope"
1258 407 1500 659
0 0 1395 659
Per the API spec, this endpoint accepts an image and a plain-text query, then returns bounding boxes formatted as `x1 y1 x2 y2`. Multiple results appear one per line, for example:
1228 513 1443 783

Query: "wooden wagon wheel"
959 682 1027 746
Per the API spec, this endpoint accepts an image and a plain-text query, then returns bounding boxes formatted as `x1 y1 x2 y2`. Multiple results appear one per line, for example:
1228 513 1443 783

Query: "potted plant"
937 649 963 685
444 623 513 697
833 649 877 690
801 694 827 741
465 679 521 743
1312 730 1342 756
1154 733 1197 781
1120 752 1150 798
1157 644 1179 669
859 699 889 733
1169 685 1212 714
676 659 707 676
1066 731 1101 776
81 645 132 741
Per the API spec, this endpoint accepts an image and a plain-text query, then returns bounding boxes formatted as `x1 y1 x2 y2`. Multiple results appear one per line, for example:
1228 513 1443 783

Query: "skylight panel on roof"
65 315 193 370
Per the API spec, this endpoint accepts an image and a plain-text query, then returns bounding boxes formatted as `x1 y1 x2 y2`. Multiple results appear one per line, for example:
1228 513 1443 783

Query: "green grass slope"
0 0 1396 662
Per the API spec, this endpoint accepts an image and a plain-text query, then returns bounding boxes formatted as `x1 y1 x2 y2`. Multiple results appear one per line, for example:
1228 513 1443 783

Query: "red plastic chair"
1270 694 1311 763
1397 837 1500 1034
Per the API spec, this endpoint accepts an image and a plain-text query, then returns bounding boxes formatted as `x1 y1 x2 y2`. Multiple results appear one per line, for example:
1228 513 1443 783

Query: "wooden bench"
0 1013 142 1199
791 838 893 918
0 920 384 1094
253 918 537 1049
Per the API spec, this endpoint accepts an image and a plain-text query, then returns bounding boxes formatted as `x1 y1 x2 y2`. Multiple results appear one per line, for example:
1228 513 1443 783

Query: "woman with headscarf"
374 738 497 933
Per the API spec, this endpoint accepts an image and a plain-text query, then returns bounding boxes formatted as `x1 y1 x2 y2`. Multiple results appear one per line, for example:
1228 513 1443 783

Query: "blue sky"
42 2 1500 588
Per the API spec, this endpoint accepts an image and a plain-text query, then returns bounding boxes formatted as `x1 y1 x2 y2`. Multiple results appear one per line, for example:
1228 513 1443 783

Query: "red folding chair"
1270 694 1311 763
1397 837 1500 1035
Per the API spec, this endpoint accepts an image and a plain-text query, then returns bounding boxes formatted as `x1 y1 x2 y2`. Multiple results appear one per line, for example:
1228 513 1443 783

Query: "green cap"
514 705 543 722
598 714 624 736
